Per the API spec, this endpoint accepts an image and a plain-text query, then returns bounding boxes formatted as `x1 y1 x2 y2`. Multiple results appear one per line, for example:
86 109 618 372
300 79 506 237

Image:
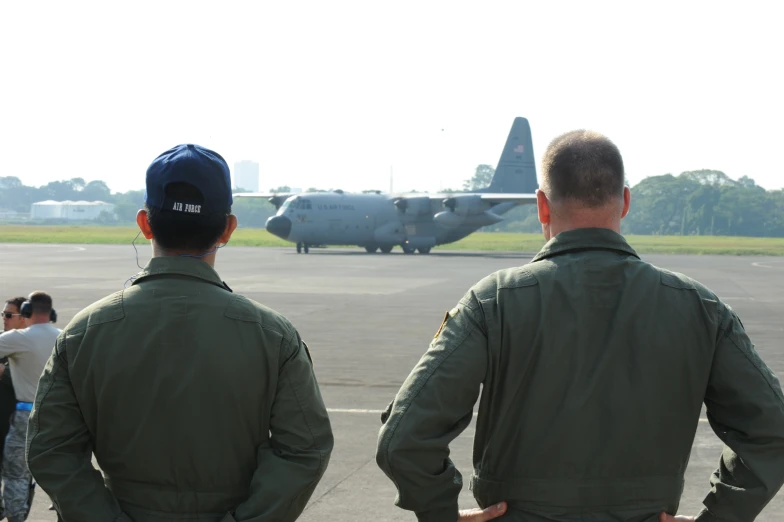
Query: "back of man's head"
145 182 231 252
28 291 53 317
143 144 234 253
541 130 626 208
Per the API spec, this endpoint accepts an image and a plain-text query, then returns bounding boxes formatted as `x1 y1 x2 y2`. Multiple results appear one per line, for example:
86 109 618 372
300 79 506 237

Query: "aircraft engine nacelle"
434 210 504 228
442 195 486 216
394 196 431 215
374 221 406 244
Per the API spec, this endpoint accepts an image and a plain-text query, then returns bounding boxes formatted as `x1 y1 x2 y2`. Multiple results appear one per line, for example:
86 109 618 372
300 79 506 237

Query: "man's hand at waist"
459 502 507 521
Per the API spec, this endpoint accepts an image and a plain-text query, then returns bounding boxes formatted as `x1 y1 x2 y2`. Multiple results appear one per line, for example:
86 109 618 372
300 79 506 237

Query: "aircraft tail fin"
483 117 538 194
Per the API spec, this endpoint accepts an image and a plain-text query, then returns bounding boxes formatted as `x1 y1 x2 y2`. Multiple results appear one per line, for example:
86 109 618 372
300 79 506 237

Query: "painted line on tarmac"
752 261 784 270
327 409 710 423
1 244 86 252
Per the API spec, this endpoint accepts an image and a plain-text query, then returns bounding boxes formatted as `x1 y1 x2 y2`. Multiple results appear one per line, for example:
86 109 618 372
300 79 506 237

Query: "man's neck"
546 202 623 239
549 221 621 238
151 242 217 267
28 316 50 326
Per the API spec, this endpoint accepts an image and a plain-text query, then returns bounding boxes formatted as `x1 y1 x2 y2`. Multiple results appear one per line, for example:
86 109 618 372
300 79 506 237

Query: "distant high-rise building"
233 160 259 192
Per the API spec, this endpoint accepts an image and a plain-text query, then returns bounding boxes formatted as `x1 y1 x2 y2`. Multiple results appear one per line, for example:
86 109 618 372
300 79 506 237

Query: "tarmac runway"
1 242 783 521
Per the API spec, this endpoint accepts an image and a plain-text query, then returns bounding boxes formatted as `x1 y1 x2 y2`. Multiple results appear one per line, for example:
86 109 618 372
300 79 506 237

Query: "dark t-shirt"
0 358 18 461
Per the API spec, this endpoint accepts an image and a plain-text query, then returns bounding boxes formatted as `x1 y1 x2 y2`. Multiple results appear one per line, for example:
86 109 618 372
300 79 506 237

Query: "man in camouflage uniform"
376 130 784 521
26 144 334 522
0 297 25 463
0 292 60 522
0 297 24 520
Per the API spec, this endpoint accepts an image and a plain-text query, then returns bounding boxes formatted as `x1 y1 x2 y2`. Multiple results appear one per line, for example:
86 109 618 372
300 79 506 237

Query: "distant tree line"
0 176 144 224
2 167 783 236
621 170 784 237
483 168 784 237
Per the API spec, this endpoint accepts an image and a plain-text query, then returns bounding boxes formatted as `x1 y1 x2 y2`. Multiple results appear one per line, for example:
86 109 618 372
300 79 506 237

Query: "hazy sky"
2 1 782 195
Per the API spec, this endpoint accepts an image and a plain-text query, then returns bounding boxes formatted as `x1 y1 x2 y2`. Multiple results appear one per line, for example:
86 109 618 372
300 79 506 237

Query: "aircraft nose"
266 215 292 239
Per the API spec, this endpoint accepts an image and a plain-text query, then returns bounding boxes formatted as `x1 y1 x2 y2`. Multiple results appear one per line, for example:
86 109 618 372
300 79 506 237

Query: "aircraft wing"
477 193 538 204
233 192 293 210
234 192 292 199
392 192 537 203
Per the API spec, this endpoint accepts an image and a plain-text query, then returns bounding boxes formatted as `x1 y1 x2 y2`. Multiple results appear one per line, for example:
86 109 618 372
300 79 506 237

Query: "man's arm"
376 292 489 522
0 330 22 357
233 334 334 522
696 303 784 522
26 334 132 522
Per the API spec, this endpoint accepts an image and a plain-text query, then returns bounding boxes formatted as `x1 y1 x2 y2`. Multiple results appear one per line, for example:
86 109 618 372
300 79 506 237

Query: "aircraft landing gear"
365 246 378 253
402 245 416 255
417 247 431 254
297 243 302 254
380 245 393 254
297 243 310 254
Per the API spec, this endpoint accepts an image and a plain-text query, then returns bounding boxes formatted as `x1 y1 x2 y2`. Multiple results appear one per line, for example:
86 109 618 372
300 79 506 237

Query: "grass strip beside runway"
1 225 784 255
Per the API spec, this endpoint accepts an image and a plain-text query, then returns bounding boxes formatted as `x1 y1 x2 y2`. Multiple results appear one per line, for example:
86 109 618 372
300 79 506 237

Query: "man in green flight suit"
376 129 784 522
26 144 334 522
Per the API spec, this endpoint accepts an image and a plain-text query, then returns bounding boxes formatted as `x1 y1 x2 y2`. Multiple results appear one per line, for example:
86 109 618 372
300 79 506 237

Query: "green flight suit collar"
132 256 233 292
531 227 639 262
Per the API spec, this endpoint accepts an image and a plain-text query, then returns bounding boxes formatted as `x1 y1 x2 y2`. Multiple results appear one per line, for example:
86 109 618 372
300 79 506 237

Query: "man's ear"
219 214 239 246
136 209 154 240
537 189 551 224
621 186 631 218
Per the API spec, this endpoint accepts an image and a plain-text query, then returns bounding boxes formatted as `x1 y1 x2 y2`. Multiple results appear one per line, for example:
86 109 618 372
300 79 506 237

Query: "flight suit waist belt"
105 476 249 515
16 402 33 411
470 473 685 509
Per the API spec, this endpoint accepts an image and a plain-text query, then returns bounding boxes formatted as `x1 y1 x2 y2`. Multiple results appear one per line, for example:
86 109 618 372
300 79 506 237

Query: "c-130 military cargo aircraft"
235 116 539 254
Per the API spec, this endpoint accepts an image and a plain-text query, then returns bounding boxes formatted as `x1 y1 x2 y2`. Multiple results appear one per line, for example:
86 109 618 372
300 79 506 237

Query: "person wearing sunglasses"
0 291 60 522
1 298 26 335
0 297 25 520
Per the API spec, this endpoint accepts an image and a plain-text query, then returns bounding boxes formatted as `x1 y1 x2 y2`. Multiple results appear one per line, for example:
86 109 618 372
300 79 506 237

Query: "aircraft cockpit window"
280 197 296 212
289 198 311 210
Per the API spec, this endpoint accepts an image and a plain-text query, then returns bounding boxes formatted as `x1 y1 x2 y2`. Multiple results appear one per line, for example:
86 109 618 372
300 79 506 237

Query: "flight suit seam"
262 326 294 348
459 293 480 313
82 292 126 329
281 349 330 481
26 336 67 463
379 321 478 502
720 312 784 406
282 338 317 442
225 304 296 342
497 268 539 290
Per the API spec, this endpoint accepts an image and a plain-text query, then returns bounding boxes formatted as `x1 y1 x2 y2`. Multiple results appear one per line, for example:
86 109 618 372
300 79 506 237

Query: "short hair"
28 291 53 315
541 130 626 207
5 297 26 312
145 182 230 252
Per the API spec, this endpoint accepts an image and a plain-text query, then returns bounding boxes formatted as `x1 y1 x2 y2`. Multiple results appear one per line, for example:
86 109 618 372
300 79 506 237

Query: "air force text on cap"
172 202 202 214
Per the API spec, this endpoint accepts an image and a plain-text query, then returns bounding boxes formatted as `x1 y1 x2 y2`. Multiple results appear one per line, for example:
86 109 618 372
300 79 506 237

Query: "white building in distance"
234 160 259 192
31 200 115 221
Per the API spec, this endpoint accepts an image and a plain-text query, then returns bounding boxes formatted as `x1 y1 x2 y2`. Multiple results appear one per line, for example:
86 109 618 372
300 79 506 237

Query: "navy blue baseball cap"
145 144 233 215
